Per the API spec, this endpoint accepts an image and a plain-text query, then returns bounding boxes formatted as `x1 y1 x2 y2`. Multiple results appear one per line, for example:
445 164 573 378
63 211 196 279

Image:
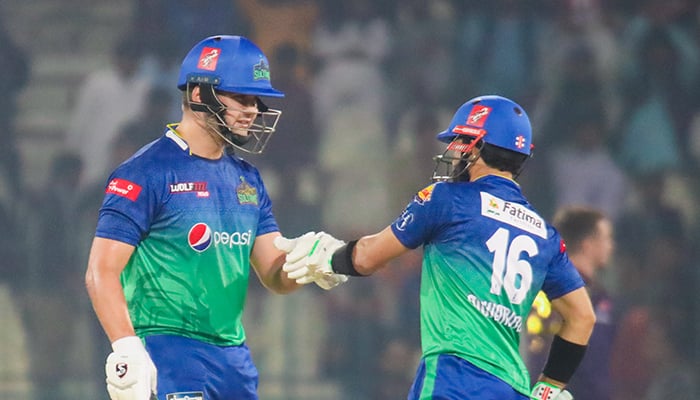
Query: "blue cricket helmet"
177 35 284 98
436 95 532 156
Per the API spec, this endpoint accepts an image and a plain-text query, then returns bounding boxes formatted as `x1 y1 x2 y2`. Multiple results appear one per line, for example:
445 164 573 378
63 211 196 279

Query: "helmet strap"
452 139 483 181
188 83 250 147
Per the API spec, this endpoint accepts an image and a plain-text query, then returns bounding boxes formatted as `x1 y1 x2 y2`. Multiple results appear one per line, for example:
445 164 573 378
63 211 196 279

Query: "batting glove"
530 382 573 400
105 336 157 400
274 231 348 289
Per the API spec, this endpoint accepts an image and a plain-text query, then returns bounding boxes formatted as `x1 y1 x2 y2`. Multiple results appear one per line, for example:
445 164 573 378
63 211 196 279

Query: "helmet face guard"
186 82 281 154
432 134 486 182
178 35 285 154
432 95 532 181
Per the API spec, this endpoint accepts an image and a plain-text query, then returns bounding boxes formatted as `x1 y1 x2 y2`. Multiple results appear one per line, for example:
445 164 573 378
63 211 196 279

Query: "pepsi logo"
188 223 212 252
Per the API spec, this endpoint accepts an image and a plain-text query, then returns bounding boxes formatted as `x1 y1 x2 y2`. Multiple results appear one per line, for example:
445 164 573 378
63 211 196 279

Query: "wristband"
542 335 587 383
330 240 364 276
112 336 145 353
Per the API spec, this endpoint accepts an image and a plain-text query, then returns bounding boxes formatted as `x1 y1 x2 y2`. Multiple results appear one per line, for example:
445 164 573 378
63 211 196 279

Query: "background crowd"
0 0 698 399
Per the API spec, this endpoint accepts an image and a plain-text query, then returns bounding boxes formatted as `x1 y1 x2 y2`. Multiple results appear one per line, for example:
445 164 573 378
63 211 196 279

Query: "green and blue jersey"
95 128 278 346
391 176 584 396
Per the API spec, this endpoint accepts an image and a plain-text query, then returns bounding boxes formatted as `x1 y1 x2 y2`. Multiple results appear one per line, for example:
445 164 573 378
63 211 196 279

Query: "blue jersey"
95 128 278 346
391 175 584 396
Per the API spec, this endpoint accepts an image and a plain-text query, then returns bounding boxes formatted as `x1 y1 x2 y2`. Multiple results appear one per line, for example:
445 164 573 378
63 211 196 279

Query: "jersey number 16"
486 227 538 305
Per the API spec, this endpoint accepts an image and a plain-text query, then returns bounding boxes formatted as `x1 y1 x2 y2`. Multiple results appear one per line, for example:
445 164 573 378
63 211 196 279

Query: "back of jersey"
391 176 584 395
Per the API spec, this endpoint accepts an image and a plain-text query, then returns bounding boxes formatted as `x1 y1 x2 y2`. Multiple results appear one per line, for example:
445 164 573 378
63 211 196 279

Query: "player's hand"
274 231 348 289
274 231 317 272
314 270 349 290
530 381 573 400
105 336 157 400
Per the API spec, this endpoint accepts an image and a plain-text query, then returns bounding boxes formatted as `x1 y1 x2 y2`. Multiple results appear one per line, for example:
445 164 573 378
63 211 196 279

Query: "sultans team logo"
188 223 212 252
236 177 258 205
253 57 271 81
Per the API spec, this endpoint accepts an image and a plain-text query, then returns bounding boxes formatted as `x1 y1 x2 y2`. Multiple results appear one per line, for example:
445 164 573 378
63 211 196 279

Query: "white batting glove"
274 231 317 272
314 269 349 290
106 336 157 400
530 382 573 400
274 231 348 289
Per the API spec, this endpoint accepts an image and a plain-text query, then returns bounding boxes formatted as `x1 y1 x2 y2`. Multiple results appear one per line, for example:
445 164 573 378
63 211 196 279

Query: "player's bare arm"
250 232 301 294
551 287 596 345
84 237 137 342
352 226 410 275
534 287 596 388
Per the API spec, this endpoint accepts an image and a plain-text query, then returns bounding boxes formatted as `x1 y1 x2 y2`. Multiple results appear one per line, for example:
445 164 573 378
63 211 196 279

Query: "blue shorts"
408 354 528 400
145 335 258 400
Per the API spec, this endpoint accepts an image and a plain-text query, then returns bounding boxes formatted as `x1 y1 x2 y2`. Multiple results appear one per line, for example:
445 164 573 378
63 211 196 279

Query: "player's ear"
190 85 202 103
468 148 480 161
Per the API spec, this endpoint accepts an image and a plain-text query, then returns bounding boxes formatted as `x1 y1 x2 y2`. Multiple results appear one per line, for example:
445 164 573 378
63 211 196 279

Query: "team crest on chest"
236 177 258 205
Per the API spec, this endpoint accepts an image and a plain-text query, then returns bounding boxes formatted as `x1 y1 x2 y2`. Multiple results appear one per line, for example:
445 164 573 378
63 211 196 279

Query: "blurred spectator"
531 40 625 221
311 7 394 386
0 20 29 393
237 0 318 74
390 251 423 351
65 34 152 187
454 0 540 100
611 305 699 400
0 17 30 194
534 0 622 132
116 85 174 150
312 0 392 236
318 279 386 400
615 25 698 175
643 309 699 399
386 0 457 132
615 172 689 308
620 0 699 90
132 0 249 56
548 114 629 222
0 173 30 398
535 42 617 151
611 171 698 398
254 43 321 236
525 207 617 400
23 152 88 400
390 107 448 212
555 207 617 400
371 336 420 400
136 37 183 123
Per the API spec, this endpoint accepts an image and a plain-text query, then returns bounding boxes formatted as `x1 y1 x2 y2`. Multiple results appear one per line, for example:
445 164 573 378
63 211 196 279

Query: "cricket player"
276 95 596 399
527 207 616 400
84 35 345 400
